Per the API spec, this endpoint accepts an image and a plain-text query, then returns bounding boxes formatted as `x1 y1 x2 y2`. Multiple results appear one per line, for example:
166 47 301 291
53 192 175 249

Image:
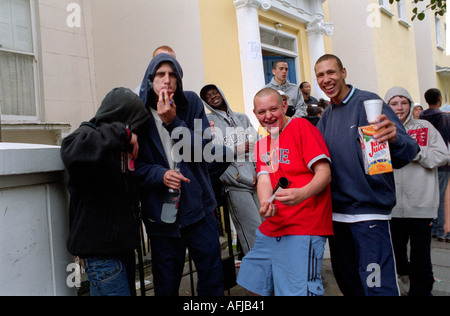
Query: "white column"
306 17 334 100
234 0 268 129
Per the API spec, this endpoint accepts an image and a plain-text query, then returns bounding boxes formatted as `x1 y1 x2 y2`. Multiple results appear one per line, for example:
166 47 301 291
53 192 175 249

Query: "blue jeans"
432 171 449 239
84 257 131 296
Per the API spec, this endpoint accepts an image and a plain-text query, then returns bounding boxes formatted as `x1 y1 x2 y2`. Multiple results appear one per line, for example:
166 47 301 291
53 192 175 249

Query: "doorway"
263 53 297 85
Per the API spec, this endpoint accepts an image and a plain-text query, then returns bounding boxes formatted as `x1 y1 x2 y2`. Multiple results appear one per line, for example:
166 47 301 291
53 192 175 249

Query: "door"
263 55 297 85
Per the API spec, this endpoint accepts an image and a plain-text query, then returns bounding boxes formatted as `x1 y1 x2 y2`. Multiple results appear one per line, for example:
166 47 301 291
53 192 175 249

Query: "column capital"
306 17 334 36
234 0 272 11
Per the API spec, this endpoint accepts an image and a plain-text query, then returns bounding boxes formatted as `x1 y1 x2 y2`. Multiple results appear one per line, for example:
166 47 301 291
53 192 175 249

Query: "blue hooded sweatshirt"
135 54 217 237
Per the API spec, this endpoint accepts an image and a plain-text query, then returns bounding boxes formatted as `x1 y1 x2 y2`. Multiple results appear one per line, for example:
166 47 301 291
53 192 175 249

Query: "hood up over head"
384 86 415 125
200 83 245 128
138 53 188 116
90 87 149 130
200 84 232 113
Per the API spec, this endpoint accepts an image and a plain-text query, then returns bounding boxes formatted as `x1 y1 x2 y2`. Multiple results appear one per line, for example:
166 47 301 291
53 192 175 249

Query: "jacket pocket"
219 162 255 189
235 162 256 187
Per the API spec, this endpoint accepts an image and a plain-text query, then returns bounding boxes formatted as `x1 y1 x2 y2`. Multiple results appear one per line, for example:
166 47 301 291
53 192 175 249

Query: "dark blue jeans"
84 252 135 296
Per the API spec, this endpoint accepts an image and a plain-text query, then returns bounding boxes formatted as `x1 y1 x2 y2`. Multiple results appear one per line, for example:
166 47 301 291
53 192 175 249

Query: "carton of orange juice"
358 125 393 175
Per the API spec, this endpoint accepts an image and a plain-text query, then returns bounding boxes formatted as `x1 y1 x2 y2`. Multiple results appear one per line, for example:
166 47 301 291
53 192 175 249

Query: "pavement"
430 238 450 296
169 237 450 297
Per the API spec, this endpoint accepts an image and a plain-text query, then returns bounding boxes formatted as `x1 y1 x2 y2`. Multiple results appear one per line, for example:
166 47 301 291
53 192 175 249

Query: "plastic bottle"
161 166 181 224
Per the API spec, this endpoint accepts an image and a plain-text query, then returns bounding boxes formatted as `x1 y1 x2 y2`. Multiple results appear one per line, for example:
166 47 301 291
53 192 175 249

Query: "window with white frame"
397 0 406 21
0 0 39 120
397 0 411 27
445 23 447 51
379 0 395 17
436 17 444 48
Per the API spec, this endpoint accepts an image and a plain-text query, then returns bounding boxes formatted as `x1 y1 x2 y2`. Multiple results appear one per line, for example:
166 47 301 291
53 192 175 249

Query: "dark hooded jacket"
420 108 449 171
61 87 149 258
135 54 217 237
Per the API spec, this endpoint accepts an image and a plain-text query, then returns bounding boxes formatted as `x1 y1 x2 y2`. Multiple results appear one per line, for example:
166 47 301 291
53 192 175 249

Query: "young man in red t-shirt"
237 88 333 296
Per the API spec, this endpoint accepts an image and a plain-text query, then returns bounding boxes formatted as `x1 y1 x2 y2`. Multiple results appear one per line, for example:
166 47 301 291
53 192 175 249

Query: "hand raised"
157 89 176 125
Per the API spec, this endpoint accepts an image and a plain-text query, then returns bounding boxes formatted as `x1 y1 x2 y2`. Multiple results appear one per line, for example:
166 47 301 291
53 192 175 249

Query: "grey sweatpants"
225 189 262 255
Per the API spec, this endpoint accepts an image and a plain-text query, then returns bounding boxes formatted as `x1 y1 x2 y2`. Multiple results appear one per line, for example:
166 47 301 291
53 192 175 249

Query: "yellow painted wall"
198 1 333 112
198 0 244 113
372 0 421 102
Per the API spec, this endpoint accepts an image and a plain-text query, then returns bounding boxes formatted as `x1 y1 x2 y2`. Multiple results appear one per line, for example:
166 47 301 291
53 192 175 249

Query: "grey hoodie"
384 87 449 218
200 84 257 191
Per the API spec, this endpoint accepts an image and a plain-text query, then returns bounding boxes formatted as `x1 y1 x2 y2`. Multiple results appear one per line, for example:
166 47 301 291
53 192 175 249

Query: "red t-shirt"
255 118 333 237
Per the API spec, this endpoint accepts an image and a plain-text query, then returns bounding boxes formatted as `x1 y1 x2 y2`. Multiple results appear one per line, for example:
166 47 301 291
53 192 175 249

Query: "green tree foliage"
389 0 446 20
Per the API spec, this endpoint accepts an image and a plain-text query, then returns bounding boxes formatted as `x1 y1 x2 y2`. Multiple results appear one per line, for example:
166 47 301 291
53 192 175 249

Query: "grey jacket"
384 87 449 218
200 84 257 192
265 77 307 117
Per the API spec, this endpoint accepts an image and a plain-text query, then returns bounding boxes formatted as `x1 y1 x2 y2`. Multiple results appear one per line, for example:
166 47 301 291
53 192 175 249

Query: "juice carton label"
358 125 393 175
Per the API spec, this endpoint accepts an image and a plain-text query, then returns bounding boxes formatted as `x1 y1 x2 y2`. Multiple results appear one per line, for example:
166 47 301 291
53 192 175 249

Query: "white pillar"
234 0 268 129
306 17 334 100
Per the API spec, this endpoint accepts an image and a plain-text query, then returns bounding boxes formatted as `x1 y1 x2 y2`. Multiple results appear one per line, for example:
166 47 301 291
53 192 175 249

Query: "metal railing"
77 195 241 296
